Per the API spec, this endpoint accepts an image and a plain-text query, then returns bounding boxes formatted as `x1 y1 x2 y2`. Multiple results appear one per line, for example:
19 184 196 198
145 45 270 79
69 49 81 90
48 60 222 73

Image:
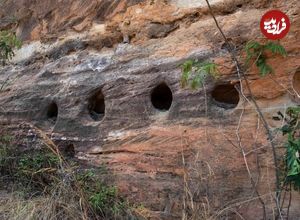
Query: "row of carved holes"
87 83 240 120
46 67 300 124
43 71 300 159
46 83 240 122
151 83 240 112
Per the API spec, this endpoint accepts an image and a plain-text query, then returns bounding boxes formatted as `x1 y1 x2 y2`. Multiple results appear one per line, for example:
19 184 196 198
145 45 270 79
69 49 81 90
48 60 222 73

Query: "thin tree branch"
204 0 281 218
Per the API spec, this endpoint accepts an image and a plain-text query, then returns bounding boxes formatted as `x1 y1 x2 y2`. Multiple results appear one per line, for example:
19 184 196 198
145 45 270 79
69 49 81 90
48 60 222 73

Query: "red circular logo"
260 10 290 40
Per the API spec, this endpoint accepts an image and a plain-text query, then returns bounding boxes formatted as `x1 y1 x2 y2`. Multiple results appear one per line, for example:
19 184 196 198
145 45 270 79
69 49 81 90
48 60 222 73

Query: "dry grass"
0 186 87 220
0 124 136 220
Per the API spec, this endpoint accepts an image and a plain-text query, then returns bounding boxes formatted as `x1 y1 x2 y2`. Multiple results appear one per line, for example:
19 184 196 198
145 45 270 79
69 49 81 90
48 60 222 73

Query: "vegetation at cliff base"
0 129 135 220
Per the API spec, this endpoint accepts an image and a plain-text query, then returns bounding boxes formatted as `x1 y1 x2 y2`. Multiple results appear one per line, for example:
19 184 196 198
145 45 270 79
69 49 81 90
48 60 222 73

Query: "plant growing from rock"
181 60 219 89
0 30 21 65
245 41 287 76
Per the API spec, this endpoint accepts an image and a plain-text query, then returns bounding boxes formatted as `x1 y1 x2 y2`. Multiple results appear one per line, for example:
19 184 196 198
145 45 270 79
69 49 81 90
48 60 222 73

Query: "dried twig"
204 0 282 218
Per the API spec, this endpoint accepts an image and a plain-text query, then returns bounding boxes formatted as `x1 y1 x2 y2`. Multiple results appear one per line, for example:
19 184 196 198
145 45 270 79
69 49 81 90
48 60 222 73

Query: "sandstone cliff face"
1 0 300 219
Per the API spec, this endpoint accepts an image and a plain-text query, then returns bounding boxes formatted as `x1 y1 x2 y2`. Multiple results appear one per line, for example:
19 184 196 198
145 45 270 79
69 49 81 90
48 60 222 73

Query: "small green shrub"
276 106 300 190
181 60 219 89
18 152 59 172
245 41 287 76
0 30 21 65
16 151 60 192
76 169 128 217
0 137 60 194
89 186 117 211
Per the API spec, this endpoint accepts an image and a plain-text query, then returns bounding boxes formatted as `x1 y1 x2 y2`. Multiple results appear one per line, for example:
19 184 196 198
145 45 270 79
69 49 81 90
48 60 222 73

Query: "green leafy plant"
285 134 300 189
276 106 300 190
0 137 60 193
16 151 60 190
76 169 127 217
0 30 21 65
181 60 219 89
245 41 287 76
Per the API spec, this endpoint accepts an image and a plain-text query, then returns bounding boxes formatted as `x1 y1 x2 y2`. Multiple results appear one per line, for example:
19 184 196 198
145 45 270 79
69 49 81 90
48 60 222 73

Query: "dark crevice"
211 84 239 109
88 90 105 121
47 102 58 121
64 143 75 157
151 83 173 111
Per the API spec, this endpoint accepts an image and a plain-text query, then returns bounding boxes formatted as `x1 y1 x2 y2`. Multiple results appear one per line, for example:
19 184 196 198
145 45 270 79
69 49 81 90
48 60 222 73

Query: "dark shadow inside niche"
47 102 58 121
88 89 105 121
211 84 240 109
151 82 173 111
64 143 75 158
293 68 300 96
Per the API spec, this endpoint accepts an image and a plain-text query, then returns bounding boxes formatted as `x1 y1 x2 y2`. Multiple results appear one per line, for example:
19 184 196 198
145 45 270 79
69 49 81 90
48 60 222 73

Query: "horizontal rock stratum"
0 0 300 219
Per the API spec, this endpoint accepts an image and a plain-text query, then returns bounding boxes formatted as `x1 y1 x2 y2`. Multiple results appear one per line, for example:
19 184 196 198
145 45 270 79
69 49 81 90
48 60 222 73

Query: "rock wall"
0 0 300 219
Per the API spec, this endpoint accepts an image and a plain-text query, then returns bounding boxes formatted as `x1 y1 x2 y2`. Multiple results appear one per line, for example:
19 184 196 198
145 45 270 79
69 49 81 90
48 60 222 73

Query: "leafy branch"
181 60 219 89
0 30 22 65
276 107 300 190
245 41 287 76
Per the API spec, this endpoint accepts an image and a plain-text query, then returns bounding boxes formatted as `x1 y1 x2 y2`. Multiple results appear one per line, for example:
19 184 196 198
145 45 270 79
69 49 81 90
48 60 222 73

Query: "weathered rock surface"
1 0 300 219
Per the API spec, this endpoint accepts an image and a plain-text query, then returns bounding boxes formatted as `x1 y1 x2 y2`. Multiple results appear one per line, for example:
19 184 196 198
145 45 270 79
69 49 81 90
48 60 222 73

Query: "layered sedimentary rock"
0 0 300 219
